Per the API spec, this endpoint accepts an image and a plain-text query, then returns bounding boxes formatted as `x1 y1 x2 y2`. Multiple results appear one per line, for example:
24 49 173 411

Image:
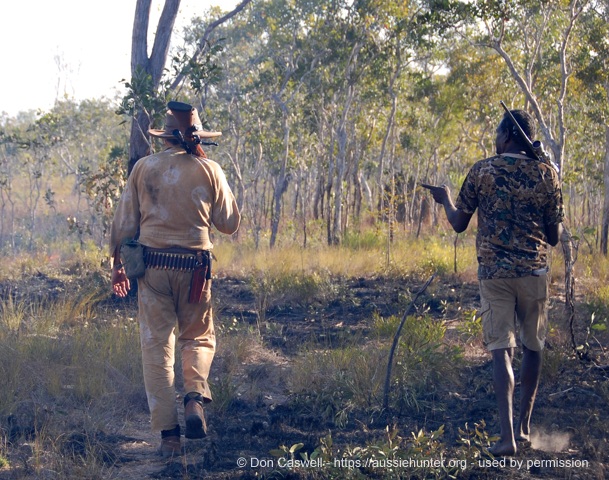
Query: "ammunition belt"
144 248 204 271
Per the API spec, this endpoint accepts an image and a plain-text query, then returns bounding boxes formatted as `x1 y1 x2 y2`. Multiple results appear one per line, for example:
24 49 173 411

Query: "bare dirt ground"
1 272 608 479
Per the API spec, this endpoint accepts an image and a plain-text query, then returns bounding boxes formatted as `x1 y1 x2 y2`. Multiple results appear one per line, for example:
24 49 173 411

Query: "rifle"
499 101 556 171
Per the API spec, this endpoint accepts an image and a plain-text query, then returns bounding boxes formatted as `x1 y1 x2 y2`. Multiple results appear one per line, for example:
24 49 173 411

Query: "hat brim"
149 129 222 139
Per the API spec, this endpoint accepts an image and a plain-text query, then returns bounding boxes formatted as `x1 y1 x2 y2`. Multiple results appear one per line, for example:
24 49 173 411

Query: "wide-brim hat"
149 101 222 139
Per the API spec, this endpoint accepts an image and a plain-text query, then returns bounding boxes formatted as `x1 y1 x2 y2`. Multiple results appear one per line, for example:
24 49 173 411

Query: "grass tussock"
0 275 143 471
290 344 387 417
287 312 464 426
0 272 140 402
373 313 464 412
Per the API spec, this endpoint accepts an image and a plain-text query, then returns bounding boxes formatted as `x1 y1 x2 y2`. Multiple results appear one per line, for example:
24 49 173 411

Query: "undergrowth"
0 232 605 479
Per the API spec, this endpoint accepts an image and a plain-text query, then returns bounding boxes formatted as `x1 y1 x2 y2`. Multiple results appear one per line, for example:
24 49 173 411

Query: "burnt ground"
1 272 608 479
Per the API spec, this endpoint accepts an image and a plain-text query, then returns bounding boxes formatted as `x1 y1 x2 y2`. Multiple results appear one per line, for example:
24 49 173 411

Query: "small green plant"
270 425 456 479
454 420 497 468
378 313 463 412
269 442 305 461
456 308 482 344
208 376 238 414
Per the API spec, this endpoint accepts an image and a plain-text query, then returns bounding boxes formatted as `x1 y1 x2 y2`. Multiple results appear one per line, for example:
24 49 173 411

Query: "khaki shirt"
456 154 563 280
110 146 240 257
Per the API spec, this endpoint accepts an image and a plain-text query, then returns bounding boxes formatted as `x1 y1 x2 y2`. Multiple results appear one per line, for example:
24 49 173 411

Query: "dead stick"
383 273 436 411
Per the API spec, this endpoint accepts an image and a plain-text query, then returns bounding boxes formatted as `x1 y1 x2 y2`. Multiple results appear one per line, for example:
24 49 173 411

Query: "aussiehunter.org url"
237 457 589 470
237 457 468 470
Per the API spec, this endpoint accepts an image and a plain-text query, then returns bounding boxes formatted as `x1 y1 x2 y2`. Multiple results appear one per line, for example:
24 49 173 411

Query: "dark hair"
499 109 535 144
165 131 207 158
499 110 535 143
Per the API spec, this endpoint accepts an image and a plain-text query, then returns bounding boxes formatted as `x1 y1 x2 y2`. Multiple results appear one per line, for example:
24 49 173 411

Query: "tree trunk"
128 0 181 174
331 42 360 245
601 124 609 255
270 101 290 249
128 0 250 173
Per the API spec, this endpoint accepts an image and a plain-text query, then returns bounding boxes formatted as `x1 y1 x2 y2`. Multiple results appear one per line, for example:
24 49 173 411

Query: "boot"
158 425 182 458
184 392 207 439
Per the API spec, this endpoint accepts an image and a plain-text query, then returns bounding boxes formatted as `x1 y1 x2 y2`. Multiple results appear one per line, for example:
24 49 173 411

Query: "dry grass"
215 234 479 281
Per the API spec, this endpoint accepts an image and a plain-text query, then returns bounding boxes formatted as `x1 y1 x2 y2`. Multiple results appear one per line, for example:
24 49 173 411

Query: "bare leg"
516 345 542 442
489 348 517 456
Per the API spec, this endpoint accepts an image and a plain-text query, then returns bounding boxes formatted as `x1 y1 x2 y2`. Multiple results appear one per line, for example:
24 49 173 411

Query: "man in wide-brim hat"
110 101 240 458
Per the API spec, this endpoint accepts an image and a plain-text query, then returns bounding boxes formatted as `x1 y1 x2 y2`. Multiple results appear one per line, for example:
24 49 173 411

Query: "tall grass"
0 297 142 414
0 273 143 478
215 234 478 280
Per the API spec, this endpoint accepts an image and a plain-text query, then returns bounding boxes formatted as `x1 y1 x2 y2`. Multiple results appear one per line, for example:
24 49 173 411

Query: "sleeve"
109 171 142 258
211 164 241 235
455 166 479 215
543 168 564 226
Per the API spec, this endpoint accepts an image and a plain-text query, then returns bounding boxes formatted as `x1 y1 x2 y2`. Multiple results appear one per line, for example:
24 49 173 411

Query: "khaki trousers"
138 268 214 432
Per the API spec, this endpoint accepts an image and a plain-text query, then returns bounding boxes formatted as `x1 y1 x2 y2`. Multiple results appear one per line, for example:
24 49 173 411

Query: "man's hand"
420 183 451 204
420 183 472 233
112 267 131 298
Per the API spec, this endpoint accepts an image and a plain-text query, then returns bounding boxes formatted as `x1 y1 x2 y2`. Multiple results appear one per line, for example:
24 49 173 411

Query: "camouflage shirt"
455 154 564 280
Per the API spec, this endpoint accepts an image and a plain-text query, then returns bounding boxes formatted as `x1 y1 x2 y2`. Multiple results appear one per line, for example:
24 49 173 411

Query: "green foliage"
456 308 482 344
584 286 609 327
288 311 463 426
455 420 496 466
375 314 462 411
342 230 385 250
171 39 226 100
115 67 168 127
78 146 128 248
269 421 498 479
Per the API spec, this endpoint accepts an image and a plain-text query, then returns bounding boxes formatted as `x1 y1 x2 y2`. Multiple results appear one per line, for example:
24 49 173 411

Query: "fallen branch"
383 273 436 411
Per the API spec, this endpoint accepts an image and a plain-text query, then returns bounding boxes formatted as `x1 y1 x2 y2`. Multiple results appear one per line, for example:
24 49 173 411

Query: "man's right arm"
421 183 472 233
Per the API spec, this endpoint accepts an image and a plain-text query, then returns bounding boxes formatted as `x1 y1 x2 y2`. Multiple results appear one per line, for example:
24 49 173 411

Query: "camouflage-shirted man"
422 109 564 456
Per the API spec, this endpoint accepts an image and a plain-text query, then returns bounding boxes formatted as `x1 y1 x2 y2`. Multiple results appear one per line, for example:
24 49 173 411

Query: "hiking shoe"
184 397 207 439
158 425 182 458
158 435 182 458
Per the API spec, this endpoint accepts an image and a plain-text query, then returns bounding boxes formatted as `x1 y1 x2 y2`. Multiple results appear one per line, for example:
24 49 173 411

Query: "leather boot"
184 393 207 439
158 425 182 458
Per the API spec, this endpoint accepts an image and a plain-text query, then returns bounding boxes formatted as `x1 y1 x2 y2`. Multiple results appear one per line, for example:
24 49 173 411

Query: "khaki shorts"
479 274 548 351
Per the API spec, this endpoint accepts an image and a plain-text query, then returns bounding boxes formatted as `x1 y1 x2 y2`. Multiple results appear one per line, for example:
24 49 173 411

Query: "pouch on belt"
120 239 146 279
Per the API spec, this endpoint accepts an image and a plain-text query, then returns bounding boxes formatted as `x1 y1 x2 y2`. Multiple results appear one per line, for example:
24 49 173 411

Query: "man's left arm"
543 169 564 247
211 165 241 235
545 223 562 247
